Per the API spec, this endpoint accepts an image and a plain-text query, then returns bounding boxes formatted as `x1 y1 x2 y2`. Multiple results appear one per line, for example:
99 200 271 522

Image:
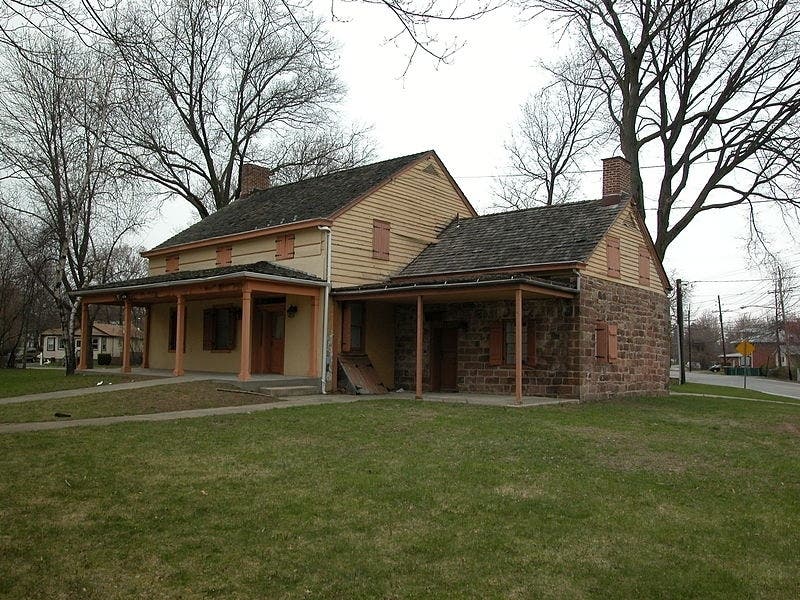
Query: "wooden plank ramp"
338 355 388 394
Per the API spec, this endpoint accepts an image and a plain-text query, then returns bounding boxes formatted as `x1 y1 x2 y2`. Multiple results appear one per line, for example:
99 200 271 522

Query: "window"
372 220 390 260
203 307 237 351
101 338 107 352
342 302 365 353
92 337 99 351
216 246 232 266
275 234 295 260
46 337 55 351
168 308 187 352
75 339 81 349
489 320 536 366
606 236 621 278
165 255 180 273
595 322 618 363
638 244 650 286
58 338 65 349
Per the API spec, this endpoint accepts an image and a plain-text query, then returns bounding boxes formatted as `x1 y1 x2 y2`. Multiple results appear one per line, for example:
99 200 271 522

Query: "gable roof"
150 151 435 252
396 199 627 278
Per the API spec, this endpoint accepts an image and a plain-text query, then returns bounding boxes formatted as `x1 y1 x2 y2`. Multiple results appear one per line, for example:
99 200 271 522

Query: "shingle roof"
41 323 144 338
397 199 627 278
78 261 322 294
152 151 431 251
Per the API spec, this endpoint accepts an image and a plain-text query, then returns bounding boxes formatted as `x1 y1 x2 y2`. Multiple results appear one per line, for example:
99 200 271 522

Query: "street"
671 368 800 400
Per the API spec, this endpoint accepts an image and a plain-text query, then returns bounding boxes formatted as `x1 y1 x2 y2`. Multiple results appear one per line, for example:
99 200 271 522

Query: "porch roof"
332 274 578 302
74 261 323 298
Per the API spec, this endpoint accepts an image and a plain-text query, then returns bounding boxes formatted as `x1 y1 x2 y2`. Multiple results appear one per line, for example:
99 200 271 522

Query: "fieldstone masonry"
393 275 670 400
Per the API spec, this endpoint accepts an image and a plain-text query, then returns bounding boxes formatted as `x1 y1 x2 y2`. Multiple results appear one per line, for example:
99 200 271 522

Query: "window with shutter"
216 246 232 266
165 255 180 274
638 245 650 286
275 234 295 260
372 220 390 260
202 307 237 351
341 302 364 353
489 321 503 365
606 236 620 278
203 309 215 350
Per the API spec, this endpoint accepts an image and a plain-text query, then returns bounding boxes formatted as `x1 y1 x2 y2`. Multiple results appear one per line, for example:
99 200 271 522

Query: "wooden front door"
252 305 285 374
431 327 458 392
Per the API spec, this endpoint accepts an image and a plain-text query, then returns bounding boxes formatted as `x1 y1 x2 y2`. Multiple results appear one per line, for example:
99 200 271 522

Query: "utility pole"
687 305 693 372
677 279 686 384
777 265 792 381
775 280 782 371
718 295 727 370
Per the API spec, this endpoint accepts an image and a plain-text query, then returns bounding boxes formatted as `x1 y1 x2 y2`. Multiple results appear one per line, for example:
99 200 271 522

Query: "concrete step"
259 385 319 398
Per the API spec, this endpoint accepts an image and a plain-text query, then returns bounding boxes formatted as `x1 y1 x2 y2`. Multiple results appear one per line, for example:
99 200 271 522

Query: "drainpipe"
318 225 332 394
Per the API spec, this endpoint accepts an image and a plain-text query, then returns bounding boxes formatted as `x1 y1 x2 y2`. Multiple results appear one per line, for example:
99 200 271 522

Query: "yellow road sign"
736 340 755 356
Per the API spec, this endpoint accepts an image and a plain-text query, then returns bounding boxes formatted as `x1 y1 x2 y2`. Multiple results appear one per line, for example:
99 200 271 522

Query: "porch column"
122 299 132 373
415 295 423 400
238 285 253 381
173 294 185 376
142 305 151 369
308 291 319 377
515 288 523 405
78 300 90 370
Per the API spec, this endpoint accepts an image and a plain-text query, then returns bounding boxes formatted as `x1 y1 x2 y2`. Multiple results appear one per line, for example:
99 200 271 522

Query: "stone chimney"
601 156 632 205
239 164 271 198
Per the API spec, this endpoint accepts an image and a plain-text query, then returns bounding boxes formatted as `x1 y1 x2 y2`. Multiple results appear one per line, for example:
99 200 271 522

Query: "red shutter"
341 304 352 353
608 324 618 362
276 236 285 260
203 309 215 350
285 234 295 259
607 237 620 278
595 322 608 361
216 246 232 266
489 321 503 366
526 324 536 366
372 220 390 260
638 245 650 286
165 255 179 273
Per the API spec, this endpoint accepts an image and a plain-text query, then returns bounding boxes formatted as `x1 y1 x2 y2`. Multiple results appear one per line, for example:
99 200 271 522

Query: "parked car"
709 364 722 372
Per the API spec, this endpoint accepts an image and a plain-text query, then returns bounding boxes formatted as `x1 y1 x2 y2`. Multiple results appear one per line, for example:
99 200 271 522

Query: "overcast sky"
141 1 800 325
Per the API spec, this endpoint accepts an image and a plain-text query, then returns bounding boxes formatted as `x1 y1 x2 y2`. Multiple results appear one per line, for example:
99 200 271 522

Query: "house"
40 323 144 364
74 151 671 401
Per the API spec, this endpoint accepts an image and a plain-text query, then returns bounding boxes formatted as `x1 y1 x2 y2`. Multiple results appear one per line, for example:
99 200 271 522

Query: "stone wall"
578 276 671 400
394 297 583 398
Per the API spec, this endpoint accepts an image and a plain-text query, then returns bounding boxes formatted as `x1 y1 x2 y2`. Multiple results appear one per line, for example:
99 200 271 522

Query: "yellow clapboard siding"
330 156 472 286
584 204 667 293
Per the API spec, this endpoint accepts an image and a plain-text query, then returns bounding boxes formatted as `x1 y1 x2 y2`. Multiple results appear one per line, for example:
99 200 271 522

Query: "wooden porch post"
515 288 523 405
142 305 151 369
415 295 424 400
173 294 185 376
308 291 319 377
78 300 89 371
238 285 253 381
122 299 132 374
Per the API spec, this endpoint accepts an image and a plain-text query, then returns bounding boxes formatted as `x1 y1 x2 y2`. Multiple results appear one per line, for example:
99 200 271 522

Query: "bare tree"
496 56 609 208
525 0 800 260
112 0 372 219
0 35 144 374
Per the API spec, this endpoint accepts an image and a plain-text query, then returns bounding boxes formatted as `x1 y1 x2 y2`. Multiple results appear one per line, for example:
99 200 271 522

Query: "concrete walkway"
0 393 578 434
670 391 800 407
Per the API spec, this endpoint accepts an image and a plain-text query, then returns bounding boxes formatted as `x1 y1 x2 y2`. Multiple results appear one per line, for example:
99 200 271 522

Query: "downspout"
318 225 332 394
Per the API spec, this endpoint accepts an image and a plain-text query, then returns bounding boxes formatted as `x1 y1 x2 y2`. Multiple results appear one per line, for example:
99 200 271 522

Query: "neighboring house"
41 323 144 364
75 151 671 401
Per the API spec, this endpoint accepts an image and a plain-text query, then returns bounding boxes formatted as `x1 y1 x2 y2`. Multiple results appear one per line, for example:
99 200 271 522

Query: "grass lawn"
670 381 800 403
2 396 799 598
0 368 145 398
0 382 277 423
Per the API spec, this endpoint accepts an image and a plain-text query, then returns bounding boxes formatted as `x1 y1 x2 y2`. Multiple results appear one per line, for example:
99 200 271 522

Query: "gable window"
276 234 295 260
341 302 365 353
638 244 650 286
606 236 620 278
372 220 390 260
165 255 180 274
203 307 237 351
168 308 187 352
46 337 55 351
216 246 232 266
488 320 536 366
595 322 618 363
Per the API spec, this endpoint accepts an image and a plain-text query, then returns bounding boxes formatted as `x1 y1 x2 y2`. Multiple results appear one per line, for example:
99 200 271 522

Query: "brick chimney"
239 164 271 198
601 156 632 205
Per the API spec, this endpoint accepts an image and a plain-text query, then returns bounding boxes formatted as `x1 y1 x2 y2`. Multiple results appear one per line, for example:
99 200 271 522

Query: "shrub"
768 366 790 380
97 353 112 366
